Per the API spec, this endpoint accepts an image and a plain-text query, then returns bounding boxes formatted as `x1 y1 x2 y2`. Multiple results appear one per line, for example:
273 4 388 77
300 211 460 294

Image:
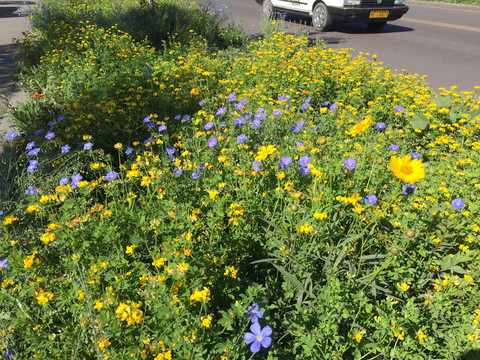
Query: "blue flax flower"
389 144 399 151
251 119 261 129
28 148 40 156
216 107 227 115
252 160 263 172
402 184 416 195
59 177 69 186
227 92 236 102
125 147 133 155
61 144 71 154
364 194 377 206
25 186 37 196
45 132 55 140
83 142 93 151
26 141 35 150
236 134 247 143
300 167 311 175
192 171 202 179
0 258 7 270
375 122 385 130
158 125 167 132
173 168 182 175
245 303 264 323
410 152 421 159
235 117 245 126
344 158 357 170
208 137 218 148
104 172 118 181
4 349 14 359
394 106 405 112
166 146 175 155
7 131 18 140
279 156 292 169
298 155 310 167
451 198 465 209
204 121 214 130
244 323 272 353
71 173 82 189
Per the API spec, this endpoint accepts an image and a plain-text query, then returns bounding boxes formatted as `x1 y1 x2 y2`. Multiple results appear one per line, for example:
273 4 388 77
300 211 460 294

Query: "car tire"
312 2 332 31
262 0 275 18
366 21 387 30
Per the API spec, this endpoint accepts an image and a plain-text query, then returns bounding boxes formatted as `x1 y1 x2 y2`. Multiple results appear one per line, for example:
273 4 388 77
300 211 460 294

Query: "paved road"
221 0 480 92
0 0 33 143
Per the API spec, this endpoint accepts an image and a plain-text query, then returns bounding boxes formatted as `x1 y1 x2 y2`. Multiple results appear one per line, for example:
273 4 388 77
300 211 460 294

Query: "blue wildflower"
244 323 272 353
25 186 37 196
83 142 93 150
7 132 18 140
252 160 263 172
28 148 40 156
364 194 377 206
166 146 176 155
451 198 465 209
192 171 202 179
402 184 416 195
0 258 7 270
208 137 218 148
216 107 227 115
344 158 357 170
236 134 247 143
61 144 71 154
279 156 292 169
59 177 69 186
45 132 55 140
298 155 310 167
104 172 118 181
245 303 264 323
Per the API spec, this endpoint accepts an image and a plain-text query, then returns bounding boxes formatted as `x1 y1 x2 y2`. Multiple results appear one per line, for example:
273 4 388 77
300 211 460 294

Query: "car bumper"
328 6 409 22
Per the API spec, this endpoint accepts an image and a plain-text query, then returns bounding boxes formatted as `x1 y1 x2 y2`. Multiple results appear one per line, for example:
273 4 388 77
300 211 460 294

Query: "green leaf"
410 112 430 130
435 95 453 108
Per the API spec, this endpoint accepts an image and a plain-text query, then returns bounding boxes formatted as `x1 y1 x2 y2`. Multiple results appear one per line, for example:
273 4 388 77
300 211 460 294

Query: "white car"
262 0 409 31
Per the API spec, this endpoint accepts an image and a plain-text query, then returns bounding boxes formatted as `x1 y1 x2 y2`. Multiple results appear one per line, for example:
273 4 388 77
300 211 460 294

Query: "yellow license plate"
369 10 389 18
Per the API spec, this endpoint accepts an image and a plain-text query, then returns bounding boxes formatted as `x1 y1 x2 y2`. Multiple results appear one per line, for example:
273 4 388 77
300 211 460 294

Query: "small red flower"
33 93 45 99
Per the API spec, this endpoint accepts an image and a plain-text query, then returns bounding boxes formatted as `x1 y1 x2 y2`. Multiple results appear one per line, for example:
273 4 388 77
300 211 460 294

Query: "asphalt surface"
0 0 33 144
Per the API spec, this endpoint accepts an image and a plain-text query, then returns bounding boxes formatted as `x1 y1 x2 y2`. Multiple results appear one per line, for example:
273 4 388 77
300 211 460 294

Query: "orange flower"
390 155 425 184
33 93 45 99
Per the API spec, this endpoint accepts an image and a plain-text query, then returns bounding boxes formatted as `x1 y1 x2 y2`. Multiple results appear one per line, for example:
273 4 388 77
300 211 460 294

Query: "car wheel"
366 21 387 30
262 0 275 18
312 2 332 31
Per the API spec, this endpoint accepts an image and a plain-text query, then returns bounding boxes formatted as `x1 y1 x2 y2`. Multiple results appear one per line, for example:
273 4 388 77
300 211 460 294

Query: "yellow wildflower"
390 155 425 184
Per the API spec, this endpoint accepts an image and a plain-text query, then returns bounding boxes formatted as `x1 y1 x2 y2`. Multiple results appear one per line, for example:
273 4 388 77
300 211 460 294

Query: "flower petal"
261 336 272 348
261 325 272 337
244 332 256 344
250 322 261 335
250 341 261 353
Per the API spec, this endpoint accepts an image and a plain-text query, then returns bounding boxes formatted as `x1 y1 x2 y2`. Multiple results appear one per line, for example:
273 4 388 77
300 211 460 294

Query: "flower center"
400 164 413 175
256 335 263 342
